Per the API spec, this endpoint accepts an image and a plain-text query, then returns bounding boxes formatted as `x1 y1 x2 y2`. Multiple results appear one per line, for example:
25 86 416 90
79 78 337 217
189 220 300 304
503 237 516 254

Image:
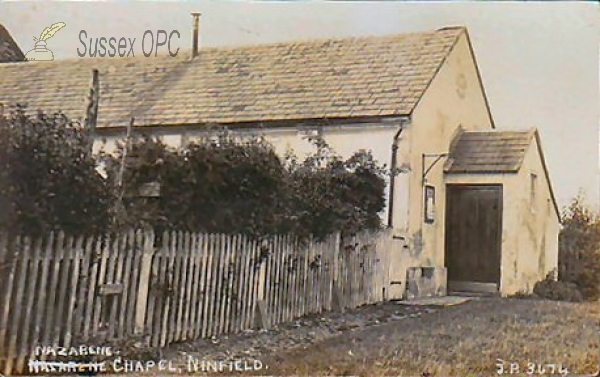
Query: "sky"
1 1 599 209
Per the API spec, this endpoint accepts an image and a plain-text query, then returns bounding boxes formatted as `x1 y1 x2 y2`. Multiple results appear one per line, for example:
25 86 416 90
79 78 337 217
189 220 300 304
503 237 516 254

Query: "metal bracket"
421 153 448 185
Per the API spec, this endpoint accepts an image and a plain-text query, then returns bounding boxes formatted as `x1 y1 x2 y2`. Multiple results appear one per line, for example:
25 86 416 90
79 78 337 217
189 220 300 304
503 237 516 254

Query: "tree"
0 106 110 236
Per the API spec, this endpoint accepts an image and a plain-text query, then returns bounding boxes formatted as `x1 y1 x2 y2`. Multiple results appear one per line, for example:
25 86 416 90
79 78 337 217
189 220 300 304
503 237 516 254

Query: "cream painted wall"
443 136 560 296
502 136 560 295
385 31 495 298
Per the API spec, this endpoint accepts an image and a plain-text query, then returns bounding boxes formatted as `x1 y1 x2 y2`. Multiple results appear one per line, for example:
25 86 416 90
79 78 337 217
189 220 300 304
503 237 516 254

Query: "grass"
265 298 600 376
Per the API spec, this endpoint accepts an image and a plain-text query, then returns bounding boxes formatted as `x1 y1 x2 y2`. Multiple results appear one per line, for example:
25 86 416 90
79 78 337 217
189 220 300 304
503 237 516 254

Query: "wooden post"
135 230 155 335
5 236 28 374
111 117 134 230
117 118 134 195
84 68 99 153
331 232 345 313
253 300 269 330
331 281 345 313
254 241 270 330
63 236 83 347
0 233 13 367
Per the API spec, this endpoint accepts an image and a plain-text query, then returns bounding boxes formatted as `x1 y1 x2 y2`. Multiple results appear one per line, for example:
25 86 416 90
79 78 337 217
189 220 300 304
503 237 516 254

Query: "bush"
102 132 387 240
532 272 583 302
0 106 110 236
577 248 600 300
558 196 600 301
285 136 386 240
164 135 290 236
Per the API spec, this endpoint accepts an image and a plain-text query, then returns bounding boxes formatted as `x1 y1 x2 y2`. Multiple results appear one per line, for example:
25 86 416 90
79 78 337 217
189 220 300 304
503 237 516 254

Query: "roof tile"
444 130 535 174
0 27 463 127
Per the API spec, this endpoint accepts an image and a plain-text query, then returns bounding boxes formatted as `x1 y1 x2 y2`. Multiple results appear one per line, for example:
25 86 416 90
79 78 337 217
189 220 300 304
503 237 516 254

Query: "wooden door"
445 185 502 289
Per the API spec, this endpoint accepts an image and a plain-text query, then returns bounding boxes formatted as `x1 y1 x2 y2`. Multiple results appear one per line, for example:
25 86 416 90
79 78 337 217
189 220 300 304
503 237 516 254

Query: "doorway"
445 184 502 293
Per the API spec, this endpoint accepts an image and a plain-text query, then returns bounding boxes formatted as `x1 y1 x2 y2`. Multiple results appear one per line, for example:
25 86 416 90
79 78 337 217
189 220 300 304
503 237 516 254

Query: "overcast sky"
2 1 599 209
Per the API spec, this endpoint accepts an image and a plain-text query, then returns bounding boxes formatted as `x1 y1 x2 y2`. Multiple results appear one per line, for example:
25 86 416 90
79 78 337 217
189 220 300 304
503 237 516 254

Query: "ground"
115 297 599 376
261 298 599 376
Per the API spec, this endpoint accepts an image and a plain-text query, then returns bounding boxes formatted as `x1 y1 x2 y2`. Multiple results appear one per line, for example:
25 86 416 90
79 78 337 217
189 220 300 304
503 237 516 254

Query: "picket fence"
0 229 392 375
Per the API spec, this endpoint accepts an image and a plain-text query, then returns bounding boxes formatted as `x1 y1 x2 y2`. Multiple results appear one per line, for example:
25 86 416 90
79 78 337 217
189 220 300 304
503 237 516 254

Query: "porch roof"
444 130 534 174
444 128 560 219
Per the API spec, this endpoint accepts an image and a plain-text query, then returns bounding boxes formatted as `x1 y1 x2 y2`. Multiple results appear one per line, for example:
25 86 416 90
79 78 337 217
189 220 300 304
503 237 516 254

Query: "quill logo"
24 22 66 61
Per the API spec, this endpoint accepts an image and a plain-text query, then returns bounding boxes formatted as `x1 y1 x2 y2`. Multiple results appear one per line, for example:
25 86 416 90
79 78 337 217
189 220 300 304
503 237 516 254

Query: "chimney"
191 12 201 59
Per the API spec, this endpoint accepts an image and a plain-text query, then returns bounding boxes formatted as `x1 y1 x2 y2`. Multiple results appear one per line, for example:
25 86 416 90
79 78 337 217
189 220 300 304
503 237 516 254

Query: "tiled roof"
0 24 24 63
0 27 464 128
444 130 535 174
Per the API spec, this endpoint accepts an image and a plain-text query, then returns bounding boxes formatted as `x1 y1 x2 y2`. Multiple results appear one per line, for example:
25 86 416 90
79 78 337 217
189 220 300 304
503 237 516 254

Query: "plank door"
445 185 502 291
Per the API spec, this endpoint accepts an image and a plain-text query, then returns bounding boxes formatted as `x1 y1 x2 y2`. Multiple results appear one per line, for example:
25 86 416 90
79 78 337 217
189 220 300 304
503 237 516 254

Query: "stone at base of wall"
406 267 447 299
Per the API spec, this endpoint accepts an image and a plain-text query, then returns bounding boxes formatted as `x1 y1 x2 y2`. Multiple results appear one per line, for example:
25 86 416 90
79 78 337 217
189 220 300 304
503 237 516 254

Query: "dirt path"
163 297 443 372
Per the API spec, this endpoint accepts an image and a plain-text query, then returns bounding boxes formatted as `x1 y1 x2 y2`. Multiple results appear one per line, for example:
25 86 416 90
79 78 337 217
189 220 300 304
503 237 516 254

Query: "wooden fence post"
135 230 155 336
331 232 345 313
254 240 270 330
0 233 13 373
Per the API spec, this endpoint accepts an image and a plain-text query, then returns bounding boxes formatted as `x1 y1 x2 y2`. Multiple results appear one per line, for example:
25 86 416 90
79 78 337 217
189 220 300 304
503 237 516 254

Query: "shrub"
532 272 583 302
162 135 291 236
102 132 387 240
558 196 600 301
577 248 600 300
285 136 386 240
0 106 110 236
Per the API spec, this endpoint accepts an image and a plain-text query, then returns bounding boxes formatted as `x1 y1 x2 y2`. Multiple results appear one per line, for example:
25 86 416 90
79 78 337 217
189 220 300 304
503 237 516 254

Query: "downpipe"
387 123 404 228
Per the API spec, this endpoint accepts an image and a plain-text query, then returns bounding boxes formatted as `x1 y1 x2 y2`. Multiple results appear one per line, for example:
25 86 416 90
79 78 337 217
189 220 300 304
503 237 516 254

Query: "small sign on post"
98 283 123 296
138 182 161 198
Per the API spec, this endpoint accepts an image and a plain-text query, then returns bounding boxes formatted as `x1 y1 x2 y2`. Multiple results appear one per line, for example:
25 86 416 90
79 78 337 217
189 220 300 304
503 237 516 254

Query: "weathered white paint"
444 135 560 296
385 31 495 298
504 135 559 295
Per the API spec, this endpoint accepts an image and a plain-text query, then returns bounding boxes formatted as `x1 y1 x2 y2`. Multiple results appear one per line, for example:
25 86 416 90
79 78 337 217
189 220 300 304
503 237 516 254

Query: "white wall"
385 31 495 298
502 135 560 295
